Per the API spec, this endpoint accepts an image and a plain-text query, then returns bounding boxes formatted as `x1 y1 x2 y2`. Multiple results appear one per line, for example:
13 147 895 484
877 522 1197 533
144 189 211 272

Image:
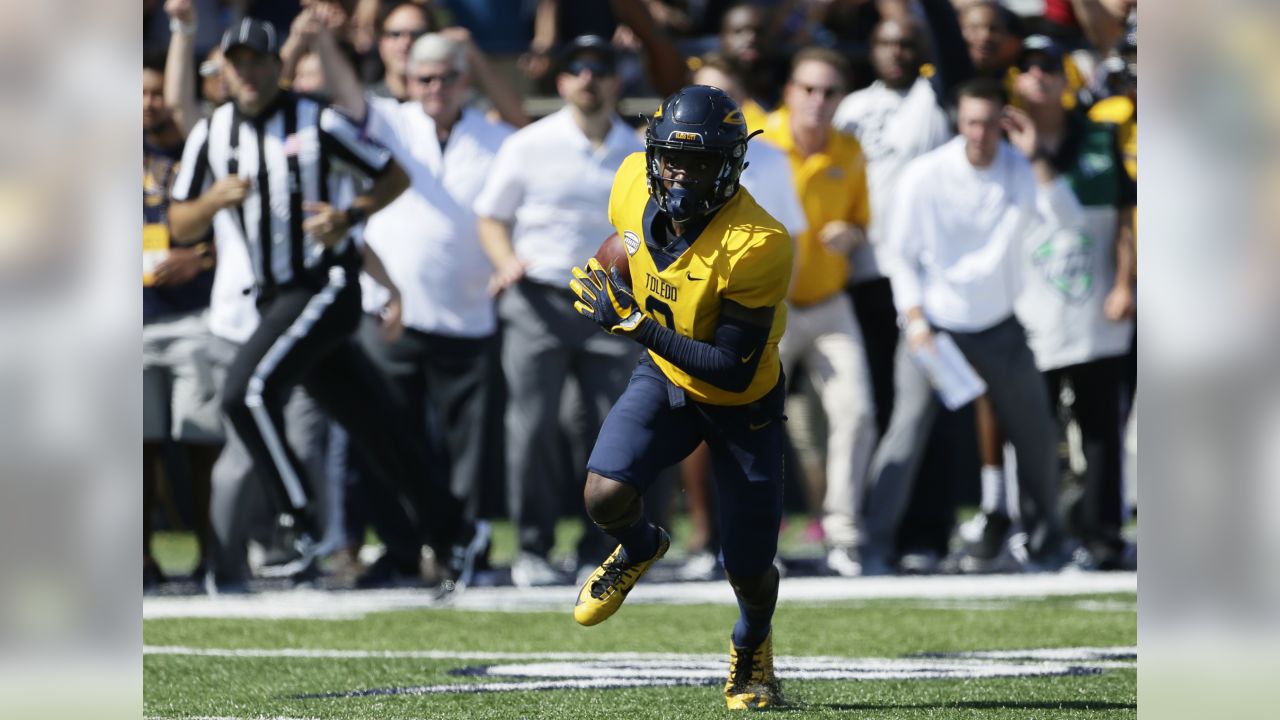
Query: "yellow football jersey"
608 152 793 406
740 98 769 135
762 107 870 306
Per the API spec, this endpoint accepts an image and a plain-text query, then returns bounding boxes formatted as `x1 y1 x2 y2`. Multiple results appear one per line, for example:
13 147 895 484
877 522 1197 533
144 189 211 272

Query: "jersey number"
645 297 675 330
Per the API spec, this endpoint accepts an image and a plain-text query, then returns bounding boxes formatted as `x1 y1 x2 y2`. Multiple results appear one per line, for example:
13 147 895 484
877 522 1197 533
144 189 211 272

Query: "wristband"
343 205 367 227
169 17 198 36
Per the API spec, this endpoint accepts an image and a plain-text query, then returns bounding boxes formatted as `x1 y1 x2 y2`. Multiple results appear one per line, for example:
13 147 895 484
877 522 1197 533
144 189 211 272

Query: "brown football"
593 231 632 287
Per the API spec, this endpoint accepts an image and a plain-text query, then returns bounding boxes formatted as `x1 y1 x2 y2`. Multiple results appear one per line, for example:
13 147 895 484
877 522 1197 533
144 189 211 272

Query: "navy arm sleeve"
631 301 774 393
922 0 975 104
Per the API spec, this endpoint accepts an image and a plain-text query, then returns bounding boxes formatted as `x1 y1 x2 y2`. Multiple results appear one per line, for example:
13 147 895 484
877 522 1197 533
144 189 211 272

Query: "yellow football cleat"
724 630 782 710
573 528 670 626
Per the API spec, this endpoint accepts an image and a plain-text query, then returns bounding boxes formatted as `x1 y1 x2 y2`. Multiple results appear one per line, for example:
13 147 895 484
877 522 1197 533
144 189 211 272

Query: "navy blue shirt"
441 0 534 54
144 137 213 323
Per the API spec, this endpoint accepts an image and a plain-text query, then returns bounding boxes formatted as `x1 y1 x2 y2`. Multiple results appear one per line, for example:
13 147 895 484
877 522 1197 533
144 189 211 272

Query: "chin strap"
666 186 696 222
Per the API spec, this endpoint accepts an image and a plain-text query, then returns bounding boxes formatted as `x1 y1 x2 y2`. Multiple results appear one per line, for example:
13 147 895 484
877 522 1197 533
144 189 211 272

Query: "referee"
169 19 489 589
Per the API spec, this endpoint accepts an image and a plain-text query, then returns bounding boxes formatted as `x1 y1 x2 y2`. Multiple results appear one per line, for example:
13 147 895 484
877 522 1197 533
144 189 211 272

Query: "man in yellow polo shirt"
762 47 878 577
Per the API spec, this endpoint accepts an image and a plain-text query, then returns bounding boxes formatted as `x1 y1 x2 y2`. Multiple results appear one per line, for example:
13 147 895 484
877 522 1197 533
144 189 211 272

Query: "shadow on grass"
776 700 1135 712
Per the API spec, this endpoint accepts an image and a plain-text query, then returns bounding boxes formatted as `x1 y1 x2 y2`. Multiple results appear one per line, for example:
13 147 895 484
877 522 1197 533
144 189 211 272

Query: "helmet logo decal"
723 109 745 125
669 131 703 143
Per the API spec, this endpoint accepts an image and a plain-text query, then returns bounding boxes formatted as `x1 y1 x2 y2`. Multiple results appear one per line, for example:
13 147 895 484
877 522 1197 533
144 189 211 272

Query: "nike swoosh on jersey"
686 272 705 281
739 349 757 364
748 420 771 431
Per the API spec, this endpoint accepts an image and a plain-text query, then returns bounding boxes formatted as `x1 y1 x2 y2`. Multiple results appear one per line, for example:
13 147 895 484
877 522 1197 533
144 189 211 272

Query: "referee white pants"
779 293 878 548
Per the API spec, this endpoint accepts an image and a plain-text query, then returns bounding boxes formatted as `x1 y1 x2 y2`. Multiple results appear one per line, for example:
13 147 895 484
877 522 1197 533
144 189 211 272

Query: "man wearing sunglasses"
474 35 643 588
372 1 435 101
300 31 517 587
761 47 878 579
170 19 491 596
965 34 1136 572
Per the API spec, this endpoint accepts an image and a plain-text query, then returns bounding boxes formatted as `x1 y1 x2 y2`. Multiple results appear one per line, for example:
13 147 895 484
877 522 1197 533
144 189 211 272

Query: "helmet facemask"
643 85 757 224
645 140 748 223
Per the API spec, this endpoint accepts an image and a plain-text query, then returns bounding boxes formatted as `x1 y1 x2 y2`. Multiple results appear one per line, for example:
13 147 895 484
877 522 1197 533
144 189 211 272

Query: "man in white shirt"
831 0 972 573
474 36 644 587
860 78 1079 574
328 33 516 586
833 1 966 295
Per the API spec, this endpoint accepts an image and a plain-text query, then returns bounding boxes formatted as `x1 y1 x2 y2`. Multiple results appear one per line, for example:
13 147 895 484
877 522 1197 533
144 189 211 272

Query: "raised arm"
609 0 689 98
163 0 201 135
277 5 367 121
442 26 530 128
920 0 976 98
1070 0 1130 55
1005 108 1085 230
312 2 368 121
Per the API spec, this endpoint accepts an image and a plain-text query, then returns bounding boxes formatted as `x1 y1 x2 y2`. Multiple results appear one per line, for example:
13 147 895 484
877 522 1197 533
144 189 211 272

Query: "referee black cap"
220 18 281 57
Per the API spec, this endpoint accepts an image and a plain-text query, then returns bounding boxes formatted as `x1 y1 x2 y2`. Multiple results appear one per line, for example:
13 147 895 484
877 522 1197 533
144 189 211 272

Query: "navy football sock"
731 566 780 649
613 517 659 563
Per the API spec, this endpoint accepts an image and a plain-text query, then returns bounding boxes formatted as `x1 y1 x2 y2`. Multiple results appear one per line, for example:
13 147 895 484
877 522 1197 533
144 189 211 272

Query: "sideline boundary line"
144 572 1136 620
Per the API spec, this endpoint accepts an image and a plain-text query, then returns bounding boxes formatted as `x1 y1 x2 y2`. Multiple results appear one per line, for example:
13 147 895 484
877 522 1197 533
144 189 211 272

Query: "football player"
569 85 793 710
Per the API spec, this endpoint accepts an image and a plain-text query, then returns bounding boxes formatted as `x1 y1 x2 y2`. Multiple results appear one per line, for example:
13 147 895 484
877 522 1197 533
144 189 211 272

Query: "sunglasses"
383 28 427 41
414 71 461 87
565 60 614 77
1020 57 1063 74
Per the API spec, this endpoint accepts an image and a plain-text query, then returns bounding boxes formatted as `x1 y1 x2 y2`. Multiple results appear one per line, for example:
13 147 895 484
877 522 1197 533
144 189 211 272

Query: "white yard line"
144 645 1137 700
143 572 1136 620
144 712 322 717
144 646 730 662
144 645 1136 664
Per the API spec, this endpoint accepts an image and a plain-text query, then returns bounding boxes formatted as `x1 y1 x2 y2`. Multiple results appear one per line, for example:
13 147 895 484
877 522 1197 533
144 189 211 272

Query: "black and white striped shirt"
171 92 392 292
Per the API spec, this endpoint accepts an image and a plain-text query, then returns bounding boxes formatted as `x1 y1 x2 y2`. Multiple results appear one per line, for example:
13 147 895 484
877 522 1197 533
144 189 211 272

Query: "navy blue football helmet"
645 85 758 223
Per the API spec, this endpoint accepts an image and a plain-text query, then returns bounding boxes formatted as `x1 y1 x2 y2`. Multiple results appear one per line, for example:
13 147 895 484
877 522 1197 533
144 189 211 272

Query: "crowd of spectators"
142 0 1138 593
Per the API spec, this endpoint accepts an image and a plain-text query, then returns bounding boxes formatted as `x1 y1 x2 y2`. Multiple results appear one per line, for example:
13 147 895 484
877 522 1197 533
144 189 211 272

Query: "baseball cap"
558 35 617 74
220 18 281 57
1021 34 1064 72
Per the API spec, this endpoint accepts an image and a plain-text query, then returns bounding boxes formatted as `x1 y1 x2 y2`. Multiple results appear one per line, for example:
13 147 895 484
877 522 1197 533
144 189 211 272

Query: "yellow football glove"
570 257 644 334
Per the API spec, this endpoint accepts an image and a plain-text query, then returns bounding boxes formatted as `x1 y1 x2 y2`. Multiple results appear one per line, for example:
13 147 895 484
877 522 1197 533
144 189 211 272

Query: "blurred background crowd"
142 0 1138 594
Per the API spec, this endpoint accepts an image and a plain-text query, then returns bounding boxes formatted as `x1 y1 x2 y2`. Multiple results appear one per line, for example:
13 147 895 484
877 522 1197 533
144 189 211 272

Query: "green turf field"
144 591 1136 719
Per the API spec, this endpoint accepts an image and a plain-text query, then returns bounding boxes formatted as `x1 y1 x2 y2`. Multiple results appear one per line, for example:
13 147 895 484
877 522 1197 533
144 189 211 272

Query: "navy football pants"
587 357 786 577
